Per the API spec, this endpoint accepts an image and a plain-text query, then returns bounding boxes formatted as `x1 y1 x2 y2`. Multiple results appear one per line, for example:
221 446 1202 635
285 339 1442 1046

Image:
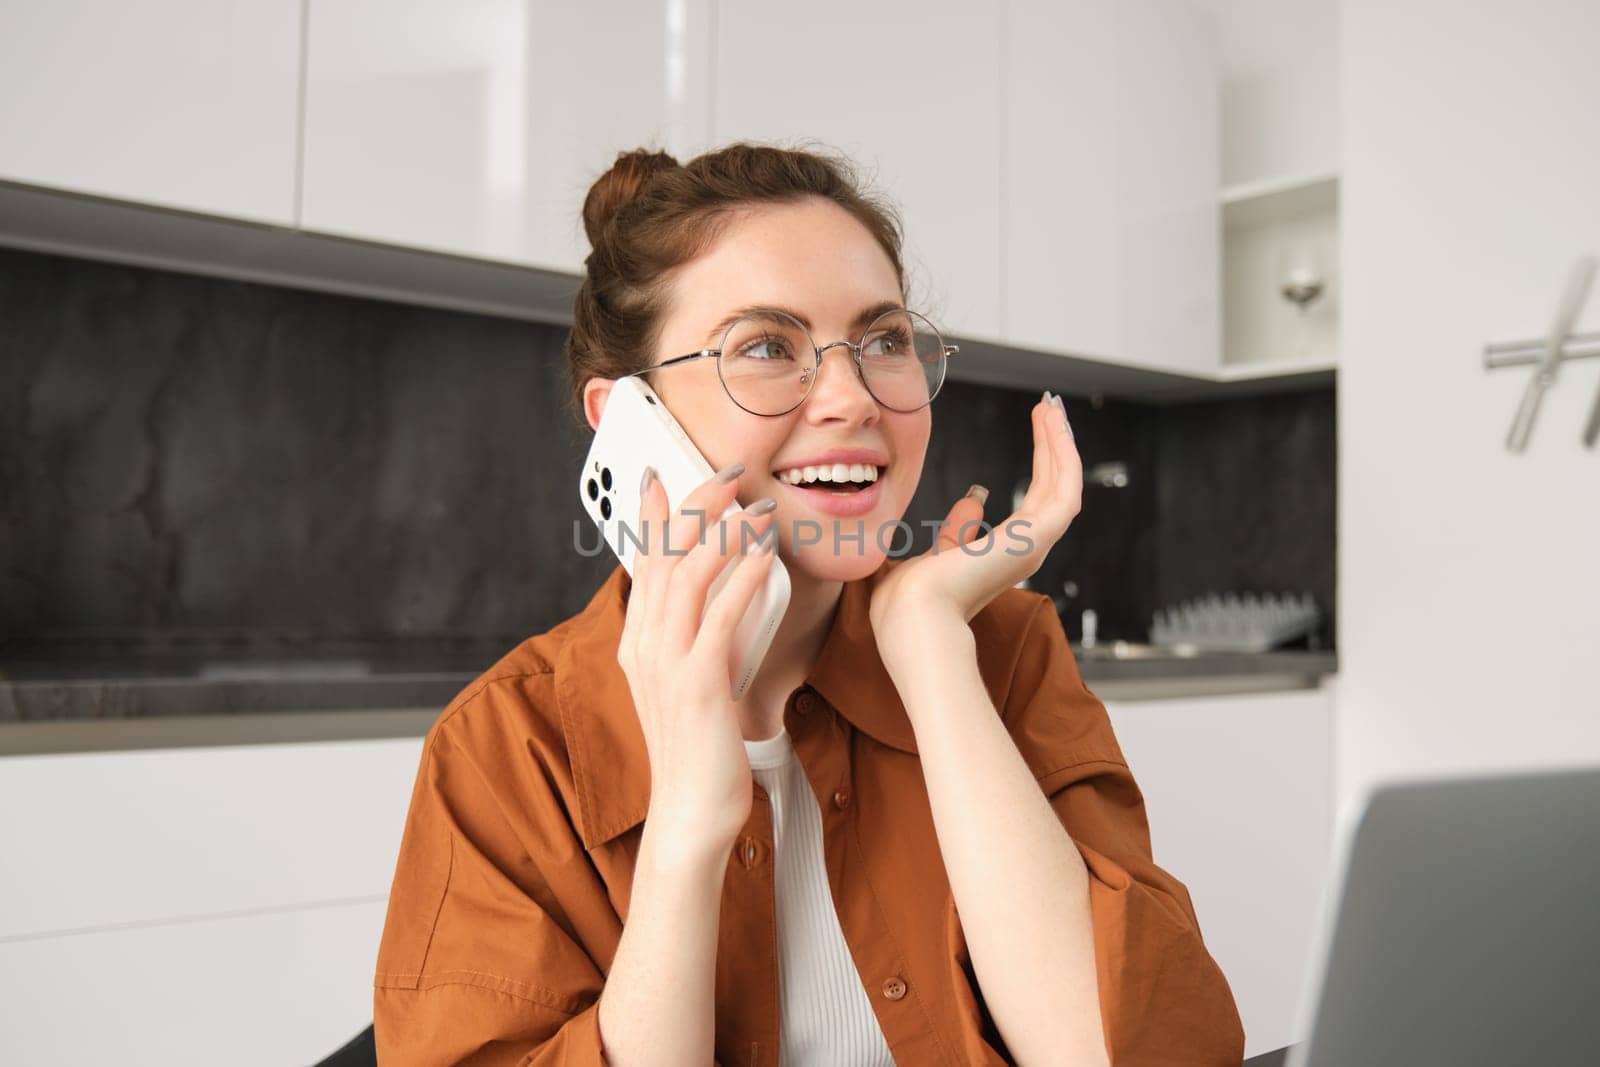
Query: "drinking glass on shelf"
1276 242 1326 360
1277 243 1325 312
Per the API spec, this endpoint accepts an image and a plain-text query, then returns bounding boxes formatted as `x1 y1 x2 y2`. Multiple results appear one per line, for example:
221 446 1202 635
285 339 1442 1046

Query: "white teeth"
775 463 882 485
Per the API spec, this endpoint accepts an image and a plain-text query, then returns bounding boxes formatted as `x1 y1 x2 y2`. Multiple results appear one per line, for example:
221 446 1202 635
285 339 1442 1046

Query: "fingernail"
747 497 777 515
965 483 989 507
1052 394 1073 435
1040 389 1051 406
640 465 656 495
715 462 746 484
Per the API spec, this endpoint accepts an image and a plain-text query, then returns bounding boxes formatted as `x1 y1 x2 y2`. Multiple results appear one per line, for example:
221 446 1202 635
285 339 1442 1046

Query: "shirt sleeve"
1000 596 1247 1066
373 704 617 1066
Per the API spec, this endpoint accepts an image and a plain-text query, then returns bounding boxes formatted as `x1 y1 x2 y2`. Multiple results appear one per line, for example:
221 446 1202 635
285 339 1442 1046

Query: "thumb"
935 484 989 554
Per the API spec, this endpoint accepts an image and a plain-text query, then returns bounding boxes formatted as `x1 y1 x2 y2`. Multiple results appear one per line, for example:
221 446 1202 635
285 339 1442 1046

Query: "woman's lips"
774 476 885 518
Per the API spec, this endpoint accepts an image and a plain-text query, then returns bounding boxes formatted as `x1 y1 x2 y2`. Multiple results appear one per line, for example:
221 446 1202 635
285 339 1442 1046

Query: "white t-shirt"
743 727 897 1066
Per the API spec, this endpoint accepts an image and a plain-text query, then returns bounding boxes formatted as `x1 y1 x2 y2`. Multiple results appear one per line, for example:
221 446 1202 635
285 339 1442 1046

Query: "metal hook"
1505 254 1597 453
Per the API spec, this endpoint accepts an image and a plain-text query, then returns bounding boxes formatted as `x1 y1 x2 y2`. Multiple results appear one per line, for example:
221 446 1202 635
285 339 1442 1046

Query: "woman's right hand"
616 461 779 864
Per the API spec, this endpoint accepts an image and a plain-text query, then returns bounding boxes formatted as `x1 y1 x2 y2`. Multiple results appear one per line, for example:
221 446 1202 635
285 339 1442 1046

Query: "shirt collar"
556 560 917 851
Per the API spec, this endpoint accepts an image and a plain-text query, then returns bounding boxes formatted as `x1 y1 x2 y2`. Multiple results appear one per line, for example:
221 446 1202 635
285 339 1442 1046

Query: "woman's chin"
766 503 911 584
781 542 891 584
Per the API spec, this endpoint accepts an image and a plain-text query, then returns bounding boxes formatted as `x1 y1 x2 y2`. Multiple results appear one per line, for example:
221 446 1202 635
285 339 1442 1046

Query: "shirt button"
832 788 851 810
795 690 817 715
882 975 908 1001
740 837 757 868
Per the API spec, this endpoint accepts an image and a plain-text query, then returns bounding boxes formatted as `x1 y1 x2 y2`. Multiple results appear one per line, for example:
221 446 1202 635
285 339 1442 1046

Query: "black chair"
314 1022 1294 1065
314 1024 375 1067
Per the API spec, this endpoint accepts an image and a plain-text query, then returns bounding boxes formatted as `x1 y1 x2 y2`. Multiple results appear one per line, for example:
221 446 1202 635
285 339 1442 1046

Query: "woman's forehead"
665 206 902 340
704 200 895 279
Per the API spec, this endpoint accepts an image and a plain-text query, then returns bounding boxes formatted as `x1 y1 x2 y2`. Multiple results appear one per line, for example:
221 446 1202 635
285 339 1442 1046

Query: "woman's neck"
735 567 844 740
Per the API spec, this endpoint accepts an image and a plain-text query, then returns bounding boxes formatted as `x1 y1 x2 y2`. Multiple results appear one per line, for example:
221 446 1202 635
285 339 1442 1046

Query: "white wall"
1337 0 1600 812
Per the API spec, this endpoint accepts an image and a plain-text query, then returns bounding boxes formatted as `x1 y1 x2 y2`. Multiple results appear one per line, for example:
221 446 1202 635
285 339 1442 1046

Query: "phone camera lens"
600 467 612 490
600 497 612 519
586 478 599 500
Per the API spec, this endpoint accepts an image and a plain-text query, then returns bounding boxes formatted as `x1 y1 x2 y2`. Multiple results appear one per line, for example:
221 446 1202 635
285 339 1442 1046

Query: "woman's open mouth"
771 463 886 518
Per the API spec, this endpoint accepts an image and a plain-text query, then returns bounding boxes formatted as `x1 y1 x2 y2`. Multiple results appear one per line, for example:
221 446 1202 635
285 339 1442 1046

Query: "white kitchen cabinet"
0 3 1238 392
713 1 1004 342
0 737 423 939
1005 0 1220 375
1103 683 1333 1058
0 897 385 1066
300 0 714 272
0 735 424 1062
0 1 301 225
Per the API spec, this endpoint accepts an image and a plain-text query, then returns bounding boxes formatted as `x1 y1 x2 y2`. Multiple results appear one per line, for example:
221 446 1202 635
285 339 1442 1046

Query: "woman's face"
592 196 932 583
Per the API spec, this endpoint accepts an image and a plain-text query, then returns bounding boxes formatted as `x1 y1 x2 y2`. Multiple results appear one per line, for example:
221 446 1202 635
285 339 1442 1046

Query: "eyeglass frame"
623 305 960 417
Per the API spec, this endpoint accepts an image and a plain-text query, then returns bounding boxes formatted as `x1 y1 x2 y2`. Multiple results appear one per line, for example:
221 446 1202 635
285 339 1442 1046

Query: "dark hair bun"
582 148 679 247
564 140 906 433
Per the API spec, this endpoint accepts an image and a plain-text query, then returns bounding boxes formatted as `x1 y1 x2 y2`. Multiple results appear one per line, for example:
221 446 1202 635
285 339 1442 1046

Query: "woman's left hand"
867 391 1081 654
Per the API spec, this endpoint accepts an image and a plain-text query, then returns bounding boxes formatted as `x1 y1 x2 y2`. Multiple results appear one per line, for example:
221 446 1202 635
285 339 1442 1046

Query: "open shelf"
1215 355 1338 382
1223 171 1339 231
1221 169 1341 378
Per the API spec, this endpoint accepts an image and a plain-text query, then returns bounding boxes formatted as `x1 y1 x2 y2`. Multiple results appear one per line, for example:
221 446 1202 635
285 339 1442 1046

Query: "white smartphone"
578 375 790 701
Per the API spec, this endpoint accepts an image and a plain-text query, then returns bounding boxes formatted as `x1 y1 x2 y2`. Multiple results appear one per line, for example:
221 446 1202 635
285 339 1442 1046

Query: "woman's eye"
864 330 911 357
739 337 794 361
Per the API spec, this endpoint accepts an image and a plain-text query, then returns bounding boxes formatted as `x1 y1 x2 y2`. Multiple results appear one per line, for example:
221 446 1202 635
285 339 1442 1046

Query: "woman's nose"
806 343 878 418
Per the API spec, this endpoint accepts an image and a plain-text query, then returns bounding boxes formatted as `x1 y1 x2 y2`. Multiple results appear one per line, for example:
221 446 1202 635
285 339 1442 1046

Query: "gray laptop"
1285 764 1600 1067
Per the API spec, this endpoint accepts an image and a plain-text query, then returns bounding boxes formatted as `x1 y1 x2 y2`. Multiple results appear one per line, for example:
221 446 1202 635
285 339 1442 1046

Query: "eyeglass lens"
716 309 948 415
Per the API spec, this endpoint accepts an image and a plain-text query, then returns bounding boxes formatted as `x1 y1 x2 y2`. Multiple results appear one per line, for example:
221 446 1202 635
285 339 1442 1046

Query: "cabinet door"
1006 0 1219 374
1103 686 1332 1059
714 2 1003 341
0 736 424 1062
301 0 713 271
0 738 424 939
0 1 301 225
0 897 387 1065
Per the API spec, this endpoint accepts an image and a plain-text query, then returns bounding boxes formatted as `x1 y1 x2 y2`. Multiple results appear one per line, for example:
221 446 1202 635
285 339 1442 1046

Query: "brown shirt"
373 561 1245 1065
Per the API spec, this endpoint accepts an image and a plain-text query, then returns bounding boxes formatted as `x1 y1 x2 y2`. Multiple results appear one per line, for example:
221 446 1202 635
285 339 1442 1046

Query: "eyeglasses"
626 306 958 416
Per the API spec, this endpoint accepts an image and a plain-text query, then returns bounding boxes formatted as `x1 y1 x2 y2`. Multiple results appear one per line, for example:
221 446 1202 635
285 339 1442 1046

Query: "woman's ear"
583 378 616 432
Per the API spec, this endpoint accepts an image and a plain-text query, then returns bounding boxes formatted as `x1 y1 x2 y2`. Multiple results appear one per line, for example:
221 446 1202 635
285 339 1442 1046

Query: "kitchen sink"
195 658 374 681
1070 640 1202 661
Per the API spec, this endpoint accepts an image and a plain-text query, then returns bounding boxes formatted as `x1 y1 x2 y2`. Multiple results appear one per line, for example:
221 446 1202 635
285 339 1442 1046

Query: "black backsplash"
1041 389 1337 647
0 246 1334 658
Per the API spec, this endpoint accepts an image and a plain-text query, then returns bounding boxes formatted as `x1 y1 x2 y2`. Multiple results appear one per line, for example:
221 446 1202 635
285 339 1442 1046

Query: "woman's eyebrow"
702 300 905 347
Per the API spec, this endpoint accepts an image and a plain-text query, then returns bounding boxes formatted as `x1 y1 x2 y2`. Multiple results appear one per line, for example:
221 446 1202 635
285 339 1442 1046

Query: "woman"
373 143 1244 1066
